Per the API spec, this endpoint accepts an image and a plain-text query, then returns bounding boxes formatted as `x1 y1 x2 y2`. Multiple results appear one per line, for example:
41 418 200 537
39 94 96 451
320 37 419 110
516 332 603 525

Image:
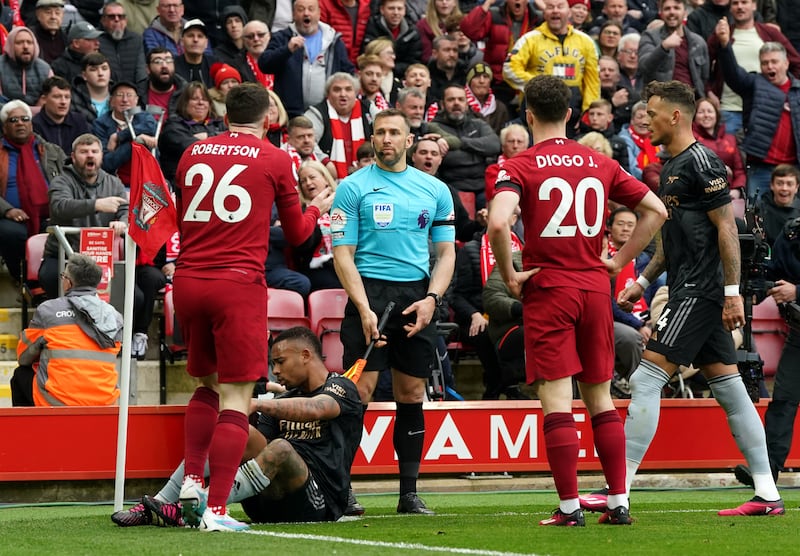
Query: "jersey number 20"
183 163 251 223
539 176 604 238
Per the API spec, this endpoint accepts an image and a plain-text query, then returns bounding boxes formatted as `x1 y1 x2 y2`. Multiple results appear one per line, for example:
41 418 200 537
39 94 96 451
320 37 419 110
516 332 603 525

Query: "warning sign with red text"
80 228 114 301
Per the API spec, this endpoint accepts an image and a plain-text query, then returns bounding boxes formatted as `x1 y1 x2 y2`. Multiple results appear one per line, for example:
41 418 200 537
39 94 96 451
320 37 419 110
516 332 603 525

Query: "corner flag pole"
114 233 137 511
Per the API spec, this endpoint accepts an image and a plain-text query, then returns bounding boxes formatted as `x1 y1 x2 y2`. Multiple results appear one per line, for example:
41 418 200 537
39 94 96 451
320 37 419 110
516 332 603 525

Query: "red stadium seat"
20 233 49 328
458 190 476 219
267 288 310 338
751 297 789 376
308 288 349 373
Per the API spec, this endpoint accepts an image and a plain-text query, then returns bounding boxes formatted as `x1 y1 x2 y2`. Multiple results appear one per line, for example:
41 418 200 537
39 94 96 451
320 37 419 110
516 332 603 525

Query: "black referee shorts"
340 277 436 379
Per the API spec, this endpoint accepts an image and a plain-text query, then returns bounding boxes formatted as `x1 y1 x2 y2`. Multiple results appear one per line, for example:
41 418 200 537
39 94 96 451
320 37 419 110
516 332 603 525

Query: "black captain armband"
432 219 456 227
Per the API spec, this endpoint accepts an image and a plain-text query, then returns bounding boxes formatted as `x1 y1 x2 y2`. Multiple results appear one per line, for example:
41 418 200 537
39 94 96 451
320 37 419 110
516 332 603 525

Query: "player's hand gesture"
308 187 334 214
504 268 538 300
617 282 644 313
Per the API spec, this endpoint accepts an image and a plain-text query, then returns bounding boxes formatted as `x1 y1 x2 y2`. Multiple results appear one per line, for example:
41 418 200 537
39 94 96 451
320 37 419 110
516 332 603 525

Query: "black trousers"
10 365 34 406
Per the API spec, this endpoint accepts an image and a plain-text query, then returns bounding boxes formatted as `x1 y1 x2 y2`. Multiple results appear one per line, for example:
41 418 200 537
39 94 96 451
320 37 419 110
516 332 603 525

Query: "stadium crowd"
2 0 800 402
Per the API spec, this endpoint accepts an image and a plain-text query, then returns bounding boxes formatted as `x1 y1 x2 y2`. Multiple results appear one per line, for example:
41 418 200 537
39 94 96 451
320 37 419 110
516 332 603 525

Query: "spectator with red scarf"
0 99 66 280
236 20 273 89
304 72 377 178
618 100 658 180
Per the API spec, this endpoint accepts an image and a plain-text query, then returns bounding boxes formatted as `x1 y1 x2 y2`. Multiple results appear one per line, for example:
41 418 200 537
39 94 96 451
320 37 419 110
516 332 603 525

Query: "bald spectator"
30 0 67 65
236 20 273 87
98 1 147 85
0 27 54 106
51 22 102 85
259 0 354 118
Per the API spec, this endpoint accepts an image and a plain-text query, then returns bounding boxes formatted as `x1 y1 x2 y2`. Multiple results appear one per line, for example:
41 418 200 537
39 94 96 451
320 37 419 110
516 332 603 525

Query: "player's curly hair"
523 75 572 124
644 80 696 117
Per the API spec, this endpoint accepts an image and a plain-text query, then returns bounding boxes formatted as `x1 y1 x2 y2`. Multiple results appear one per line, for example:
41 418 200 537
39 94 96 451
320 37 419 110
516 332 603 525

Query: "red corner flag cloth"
128 143 178 259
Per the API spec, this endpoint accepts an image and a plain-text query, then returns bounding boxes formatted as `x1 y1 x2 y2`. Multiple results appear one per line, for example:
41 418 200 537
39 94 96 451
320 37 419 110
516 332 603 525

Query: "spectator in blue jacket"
258 0 354 118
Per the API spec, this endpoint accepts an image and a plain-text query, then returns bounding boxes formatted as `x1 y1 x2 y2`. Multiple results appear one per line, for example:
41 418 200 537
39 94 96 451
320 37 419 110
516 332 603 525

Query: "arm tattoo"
263 394 340 422
641 231 666 283
715 205 741 286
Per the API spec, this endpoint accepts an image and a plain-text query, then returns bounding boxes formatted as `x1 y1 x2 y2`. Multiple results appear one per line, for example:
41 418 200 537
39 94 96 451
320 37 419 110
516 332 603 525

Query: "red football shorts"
173 275 268 383
523 286 614 384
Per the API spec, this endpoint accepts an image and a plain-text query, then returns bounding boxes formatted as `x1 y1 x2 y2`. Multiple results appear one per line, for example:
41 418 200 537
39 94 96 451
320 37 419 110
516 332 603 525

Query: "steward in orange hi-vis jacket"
14 254 123 406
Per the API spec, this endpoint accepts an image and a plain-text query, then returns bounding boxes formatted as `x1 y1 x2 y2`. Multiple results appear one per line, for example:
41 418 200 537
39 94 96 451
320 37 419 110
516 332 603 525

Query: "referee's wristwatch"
426 292 443 307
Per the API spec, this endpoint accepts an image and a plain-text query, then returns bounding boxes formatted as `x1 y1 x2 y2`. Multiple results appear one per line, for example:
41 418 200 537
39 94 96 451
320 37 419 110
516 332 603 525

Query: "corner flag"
128 143 178 259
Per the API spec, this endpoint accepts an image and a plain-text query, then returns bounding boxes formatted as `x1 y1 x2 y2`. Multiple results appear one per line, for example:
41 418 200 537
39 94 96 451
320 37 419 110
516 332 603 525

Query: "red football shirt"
495 137 649 293
175 131 319 282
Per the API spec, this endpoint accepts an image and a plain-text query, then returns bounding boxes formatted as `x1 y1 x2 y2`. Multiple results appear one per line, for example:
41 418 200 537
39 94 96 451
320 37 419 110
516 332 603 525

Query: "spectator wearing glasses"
616 33 642 95
137 47 188 120
0 26 54 106
143 0 188 57
98 1 147 85
30 0 67 65
92 81 157 185
235 20 273 88
0 100 67 282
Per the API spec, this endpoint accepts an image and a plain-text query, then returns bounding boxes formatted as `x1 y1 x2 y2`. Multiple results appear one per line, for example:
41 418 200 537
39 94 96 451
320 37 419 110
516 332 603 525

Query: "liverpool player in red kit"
173 83 333 532
488 75 666 527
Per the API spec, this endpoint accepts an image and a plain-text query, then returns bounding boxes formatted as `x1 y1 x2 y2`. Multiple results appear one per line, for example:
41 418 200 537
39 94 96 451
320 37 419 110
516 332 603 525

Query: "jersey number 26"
183 163 251 223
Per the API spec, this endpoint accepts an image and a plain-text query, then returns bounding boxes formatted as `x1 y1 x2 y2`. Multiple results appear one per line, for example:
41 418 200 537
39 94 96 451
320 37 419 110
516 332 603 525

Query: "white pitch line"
243 530 540 556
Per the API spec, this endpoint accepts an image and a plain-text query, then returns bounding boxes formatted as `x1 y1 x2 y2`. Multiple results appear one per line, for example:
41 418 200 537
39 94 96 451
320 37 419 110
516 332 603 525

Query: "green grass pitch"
0 487 796 555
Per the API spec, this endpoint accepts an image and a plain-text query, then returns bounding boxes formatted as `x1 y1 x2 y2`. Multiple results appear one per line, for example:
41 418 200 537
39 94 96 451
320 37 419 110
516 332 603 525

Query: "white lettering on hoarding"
424 414 472 460
360 415 393 463
490 414 538 459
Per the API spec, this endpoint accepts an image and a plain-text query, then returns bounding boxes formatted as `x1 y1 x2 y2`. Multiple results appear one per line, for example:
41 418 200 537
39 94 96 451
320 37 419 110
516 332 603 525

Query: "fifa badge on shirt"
373 203 393 228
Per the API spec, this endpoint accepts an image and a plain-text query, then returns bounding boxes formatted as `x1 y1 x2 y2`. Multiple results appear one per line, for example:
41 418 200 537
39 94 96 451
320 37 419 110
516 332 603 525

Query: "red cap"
568 0 590 7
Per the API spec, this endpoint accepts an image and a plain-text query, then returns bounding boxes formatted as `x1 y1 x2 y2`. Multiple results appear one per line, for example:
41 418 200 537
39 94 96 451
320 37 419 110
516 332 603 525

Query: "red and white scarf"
479 231 523 285
360 91 389 111
465 86 497 117
282 142 321 180
328 101 365 179
309 212 333 269
246 52 274 90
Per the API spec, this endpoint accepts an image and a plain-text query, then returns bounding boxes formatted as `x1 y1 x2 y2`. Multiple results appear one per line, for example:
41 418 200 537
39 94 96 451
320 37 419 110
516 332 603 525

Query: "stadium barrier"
1 400 799 481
